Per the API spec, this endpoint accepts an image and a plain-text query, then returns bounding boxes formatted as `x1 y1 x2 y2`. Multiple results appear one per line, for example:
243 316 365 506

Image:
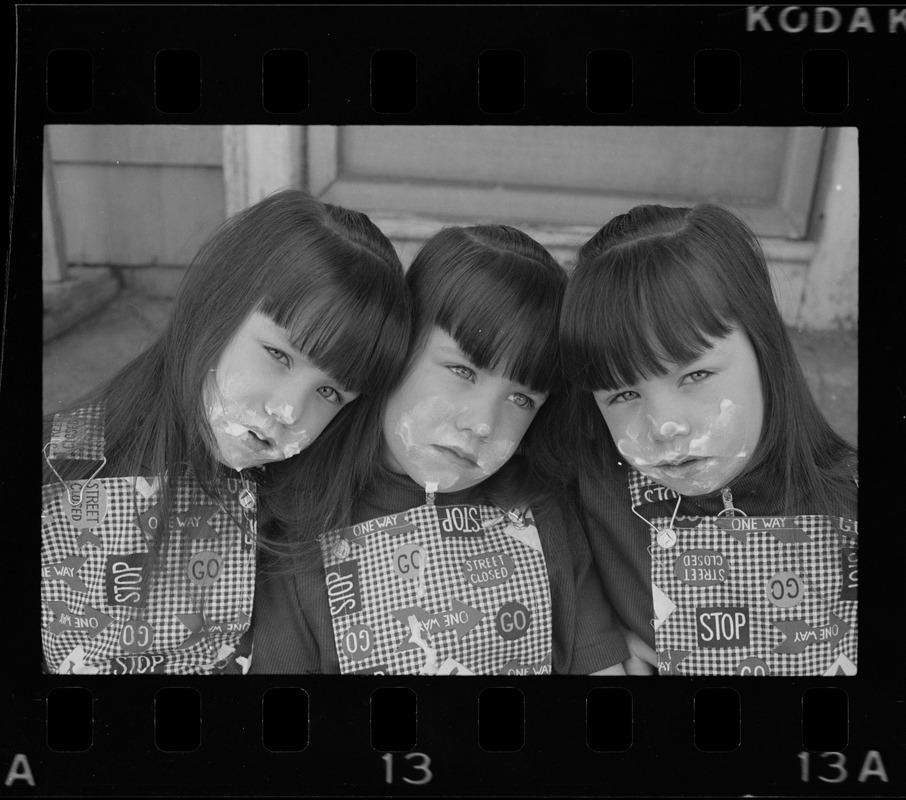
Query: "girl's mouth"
432 445 478 468
654 457 713 478
245 429 275 452
657 456 700 468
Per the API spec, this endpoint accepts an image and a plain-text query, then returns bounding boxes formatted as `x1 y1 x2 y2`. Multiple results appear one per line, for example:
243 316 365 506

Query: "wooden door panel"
309 126 824 239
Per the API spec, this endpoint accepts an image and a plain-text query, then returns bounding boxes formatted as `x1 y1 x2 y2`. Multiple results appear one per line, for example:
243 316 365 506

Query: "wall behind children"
43 124 858 333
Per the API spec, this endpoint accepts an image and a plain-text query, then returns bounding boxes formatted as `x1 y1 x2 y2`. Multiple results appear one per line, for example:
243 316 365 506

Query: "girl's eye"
317 386 343 405
608 390 639 405
508 393 535 410
682 370 712 385
264 346 290 367
447 365 475 382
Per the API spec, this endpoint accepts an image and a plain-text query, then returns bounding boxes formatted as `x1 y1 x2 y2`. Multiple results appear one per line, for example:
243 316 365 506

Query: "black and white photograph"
40 124 859 679
8 4 904 798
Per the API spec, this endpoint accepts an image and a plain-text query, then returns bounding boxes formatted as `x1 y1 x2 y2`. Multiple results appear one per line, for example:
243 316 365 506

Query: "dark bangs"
410 227 566 395
562 236 736 392
260 236 411 397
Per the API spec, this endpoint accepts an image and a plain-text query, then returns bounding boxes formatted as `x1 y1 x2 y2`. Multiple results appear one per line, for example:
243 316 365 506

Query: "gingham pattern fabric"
319 503 553 675
41 417 256 675
628 469 858 676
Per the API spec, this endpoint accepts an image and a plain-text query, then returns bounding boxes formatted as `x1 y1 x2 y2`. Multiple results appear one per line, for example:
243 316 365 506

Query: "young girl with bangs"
41 189 411 675
250 224 630 675
560 203 858 677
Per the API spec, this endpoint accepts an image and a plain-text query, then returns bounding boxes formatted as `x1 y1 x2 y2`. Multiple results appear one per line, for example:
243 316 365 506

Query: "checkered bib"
41 407 257 675
319 503 553 675
629 470 858 676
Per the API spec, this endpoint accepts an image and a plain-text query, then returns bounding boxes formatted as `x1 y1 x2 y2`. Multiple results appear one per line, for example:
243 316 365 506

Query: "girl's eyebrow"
434 344 474 363
686 340 732 367
257 319 306 356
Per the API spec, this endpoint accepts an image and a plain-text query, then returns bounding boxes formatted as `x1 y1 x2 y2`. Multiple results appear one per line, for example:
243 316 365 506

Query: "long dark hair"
269 223 571 545
560 203 855 512
44 188 411 540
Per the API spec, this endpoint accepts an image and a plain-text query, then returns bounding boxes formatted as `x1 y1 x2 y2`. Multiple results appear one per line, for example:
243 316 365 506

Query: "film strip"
9 4 904 797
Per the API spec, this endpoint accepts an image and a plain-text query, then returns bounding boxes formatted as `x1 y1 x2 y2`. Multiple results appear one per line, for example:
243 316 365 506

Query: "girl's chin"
653 478 721 497
216 442 286 471
639 457 749 497
218 454 271 471
403 467 485 495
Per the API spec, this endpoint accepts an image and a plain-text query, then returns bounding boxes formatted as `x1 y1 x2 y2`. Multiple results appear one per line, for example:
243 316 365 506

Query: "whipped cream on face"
658 420 689 439
394 396 517 492
617 399 755 495
205 373 313 470
264 403 296 426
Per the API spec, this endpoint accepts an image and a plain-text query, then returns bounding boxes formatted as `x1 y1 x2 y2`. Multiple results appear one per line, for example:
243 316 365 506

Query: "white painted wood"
310 126 824 238
222 126 250 218
320 179 807 238
43 132 68 282
777 127 827 237
796 128 859 330
222 125 304 216
338 126 791 200
48 124 223 165
306 126 339 195
54 163 225 267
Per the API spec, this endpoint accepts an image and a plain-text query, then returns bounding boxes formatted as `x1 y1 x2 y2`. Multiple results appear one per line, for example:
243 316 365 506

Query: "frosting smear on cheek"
205 374 313 469
475 438 517 475
394 396 516 492
616 399 753 493
395 397 463 492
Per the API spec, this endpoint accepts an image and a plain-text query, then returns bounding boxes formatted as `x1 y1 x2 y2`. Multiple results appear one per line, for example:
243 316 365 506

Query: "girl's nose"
647 407 691 442
454 399 496 439
264 394 307 427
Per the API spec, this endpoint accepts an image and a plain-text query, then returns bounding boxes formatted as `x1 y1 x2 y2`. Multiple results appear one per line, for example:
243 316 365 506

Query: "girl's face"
382 328 547 494
593 328 764 496
204 311 359 471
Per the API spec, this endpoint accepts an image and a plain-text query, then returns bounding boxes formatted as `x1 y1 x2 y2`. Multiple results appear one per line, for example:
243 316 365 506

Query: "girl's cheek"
611 412 659 467
688 399 751 458
475 439 517 475
207 373 269 428
206 374 317 462
279 429 313 459
719 399 756 457
393 396 464 491
395 396 459 449
264 403 295 425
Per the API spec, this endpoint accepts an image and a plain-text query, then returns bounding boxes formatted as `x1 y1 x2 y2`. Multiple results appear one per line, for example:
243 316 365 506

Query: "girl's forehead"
242 311 293 345
421 328 466 357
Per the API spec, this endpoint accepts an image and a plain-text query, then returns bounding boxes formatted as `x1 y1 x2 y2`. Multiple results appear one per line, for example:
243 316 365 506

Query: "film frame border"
9 3 904 797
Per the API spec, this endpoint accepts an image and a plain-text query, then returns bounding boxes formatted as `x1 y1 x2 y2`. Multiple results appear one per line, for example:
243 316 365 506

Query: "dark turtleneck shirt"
249 467 630 674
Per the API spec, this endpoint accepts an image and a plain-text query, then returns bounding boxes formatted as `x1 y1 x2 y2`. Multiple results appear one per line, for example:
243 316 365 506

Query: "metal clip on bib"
505 509 527 529
42 442 107 506
633 492 683 550
424 482 438 507
716 486 747 518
